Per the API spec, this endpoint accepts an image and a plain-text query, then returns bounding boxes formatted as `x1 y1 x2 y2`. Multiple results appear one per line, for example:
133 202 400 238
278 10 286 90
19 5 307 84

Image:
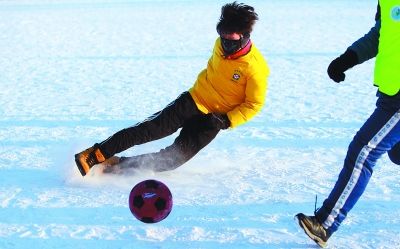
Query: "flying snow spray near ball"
128 179 173 223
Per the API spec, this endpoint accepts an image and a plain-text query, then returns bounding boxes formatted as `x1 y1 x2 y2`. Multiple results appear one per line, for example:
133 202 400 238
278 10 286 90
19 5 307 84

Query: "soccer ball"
128 179 173 223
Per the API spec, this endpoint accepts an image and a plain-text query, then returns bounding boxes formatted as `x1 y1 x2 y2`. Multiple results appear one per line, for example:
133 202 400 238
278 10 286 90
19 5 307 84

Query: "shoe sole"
74 154 88 176
296 215 327 248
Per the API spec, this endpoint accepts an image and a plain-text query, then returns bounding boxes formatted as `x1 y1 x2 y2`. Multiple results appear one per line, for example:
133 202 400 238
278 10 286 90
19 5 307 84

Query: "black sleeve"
348 3 381 64
375 3 381 21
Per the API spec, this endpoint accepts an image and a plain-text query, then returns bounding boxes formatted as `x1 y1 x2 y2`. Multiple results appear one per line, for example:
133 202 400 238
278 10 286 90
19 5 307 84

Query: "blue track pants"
316 91 400 235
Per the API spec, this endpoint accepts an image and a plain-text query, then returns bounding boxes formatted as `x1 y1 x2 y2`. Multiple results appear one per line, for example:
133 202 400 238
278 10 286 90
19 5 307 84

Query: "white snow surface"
1 0 399 248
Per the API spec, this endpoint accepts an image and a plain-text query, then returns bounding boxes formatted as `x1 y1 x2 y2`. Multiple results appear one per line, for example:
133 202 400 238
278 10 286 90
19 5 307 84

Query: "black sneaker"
295 213 331 248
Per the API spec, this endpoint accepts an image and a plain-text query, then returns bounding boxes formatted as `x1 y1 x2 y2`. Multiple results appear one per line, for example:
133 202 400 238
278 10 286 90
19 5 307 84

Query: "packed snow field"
1 0 399 248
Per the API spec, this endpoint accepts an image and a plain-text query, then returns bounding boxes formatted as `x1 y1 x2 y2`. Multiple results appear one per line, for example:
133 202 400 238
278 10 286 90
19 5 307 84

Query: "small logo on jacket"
231 70 242 82
392 6 400 21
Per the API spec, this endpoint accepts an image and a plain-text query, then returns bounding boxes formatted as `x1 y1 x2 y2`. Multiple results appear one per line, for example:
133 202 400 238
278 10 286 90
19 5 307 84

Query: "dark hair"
216 2 258 36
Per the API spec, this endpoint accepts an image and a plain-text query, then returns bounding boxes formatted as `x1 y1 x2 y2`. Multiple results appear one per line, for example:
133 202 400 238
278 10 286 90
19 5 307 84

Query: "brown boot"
295 213 331 248
75 145 106 176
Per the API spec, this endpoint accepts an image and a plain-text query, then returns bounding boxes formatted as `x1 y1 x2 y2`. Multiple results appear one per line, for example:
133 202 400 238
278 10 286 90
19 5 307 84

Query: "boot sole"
74 155 88 176
296 215 327 248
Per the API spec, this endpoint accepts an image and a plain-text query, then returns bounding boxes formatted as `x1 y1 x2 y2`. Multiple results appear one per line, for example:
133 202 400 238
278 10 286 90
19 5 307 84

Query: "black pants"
98 92 220 171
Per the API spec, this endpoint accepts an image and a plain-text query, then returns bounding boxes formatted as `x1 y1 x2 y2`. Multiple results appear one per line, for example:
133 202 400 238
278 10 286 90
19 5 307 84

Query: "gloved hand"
327 49 358 83
205 113 230 130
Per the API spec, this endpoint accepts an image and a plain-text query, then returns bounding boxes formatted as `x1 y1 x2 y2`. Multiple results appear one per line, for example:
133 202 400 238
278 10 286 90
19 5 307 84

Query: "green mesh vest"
374 0 400 96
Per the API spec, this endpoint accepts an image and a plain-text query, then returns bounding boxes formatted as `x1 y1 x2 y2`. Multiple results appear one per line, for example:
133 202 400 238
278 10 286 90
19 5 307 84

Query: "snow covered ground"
1 0 399 248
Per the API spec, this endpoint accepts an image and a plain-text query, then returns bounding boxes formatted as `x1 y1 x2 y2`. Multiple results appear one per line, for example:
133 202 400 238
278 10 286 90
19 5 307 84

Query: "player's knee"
388 143 400 165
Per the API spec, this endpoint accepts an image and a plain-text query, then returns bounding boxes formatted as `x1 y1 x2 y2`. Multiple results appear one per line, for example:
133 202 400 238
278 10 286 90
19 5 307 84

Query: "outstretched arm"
327 4 381 83
349 19 380 64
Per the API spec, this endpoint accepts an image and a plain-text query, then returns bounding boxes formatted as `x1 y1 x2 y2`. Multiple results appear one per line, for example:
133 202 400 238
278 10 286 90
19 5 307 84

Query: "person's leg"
75 92 202 176
114 114 220 172
98 92 201 158
296 94 400 247
388 142 400 165
316 94 400 235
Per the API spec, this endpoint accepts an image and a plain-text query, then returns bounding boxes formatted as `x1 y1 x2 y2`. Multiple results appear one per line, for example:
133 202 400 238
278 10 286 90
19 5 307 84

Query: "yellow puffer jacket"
189 38 269 128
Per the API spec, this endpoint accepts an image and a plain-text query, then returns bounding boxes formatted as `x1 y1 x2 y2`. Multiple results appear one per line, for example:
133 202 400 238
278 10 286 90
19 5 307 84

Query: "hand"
205 113 230 130
327 49 358 83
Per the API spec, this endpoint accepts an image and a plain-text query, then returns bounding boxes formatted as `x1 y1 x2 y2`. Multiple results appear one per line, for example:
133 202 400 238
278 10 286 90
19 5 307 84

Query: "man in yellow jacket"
75 2 269 176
